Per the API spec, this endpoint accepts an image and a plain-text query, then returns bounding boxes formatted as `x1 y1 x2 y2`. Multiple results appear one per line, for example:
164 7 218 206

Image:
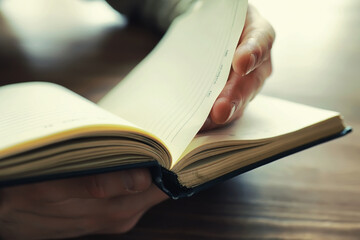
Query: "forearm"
105 0 196 32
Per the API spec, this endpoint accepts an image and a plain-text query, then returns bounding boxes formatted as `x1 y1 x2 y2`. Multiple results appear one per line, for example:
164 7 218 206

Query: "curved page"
99 0 248 165
0 82 163 160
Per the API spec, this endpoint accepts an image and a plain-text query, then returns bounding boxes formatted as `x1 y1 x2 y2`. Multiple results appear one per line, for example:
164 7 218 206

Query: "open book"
0 0 350 199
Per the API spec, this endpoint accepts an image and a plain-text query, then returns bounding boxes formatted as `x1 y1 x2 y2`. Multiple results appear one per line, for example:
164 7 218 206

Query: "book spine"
151 166 195 200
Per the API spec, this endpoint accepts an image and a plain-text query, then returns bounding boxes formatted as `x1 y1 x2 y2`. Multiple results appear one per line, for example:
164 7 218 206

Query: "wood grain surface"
0 0 359 239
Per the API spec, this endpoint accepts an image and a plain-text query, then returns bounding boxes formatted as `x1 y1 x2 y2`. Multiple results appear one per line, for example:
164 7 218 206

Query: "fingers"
202 59 272 131
0 184 168 239
1 168 152 204
90 184 167 223
96 185 168 234
9 184 167 219
202 5 275 131
232 5 275 76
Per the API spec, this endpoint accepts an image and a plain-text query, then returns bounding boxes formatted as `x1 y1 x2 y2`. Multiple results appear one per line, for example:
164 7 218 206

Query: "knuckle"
248 28 274 64
132 169 152 192
258 16 276 44
86 175 107 199
267 21 276 44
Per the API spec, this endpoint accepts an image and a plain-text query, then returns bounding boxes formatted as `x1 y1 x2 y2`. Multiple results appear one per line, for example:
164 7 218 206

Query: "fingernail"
121 171 136 193
225 103 236 123
246 54 256 75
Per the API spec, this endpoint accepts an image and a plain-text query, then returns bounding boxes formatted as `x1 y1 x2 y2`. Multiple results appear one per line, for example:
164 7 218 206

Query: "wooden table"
1 0 359 239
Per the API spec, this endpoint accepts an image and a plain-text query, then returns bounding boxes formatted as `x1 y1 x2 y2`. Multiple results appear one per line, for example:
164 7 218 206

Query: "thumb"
2 169 153 203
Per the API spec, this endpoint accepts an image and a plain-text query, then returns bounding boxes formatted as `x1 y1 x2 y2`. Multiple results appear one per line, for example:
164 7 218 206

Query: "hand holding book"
0 169 168 238
202 4 275 131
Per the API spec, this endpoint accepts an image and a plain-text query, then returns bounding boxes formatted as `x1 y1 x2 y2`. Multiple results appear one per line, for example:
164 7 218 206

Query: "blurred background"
0 0 359 239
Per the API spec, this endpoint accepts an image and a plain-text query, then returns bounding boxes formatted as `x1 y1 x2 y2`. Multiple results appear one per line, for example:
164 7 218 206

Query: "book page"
0 82 150 159
180 95 342 159
99 0 248 163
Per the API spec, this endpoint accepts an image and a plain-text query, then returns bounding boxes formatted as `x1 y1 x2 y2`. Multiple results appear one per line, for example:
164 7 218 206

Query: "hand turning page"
99 0 248 164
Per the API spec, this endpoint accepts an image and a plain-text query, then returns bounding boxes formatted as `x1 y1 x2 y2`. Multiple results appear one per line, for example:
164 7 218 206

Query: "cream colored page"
183 95 341 155
0 82 142 158
99 0 248 163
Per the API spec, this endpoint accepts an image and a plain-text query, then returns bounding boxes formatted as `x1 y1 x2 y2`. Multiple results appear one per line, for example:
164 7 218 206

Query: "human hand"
201 5 275 131
0 169 168 240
